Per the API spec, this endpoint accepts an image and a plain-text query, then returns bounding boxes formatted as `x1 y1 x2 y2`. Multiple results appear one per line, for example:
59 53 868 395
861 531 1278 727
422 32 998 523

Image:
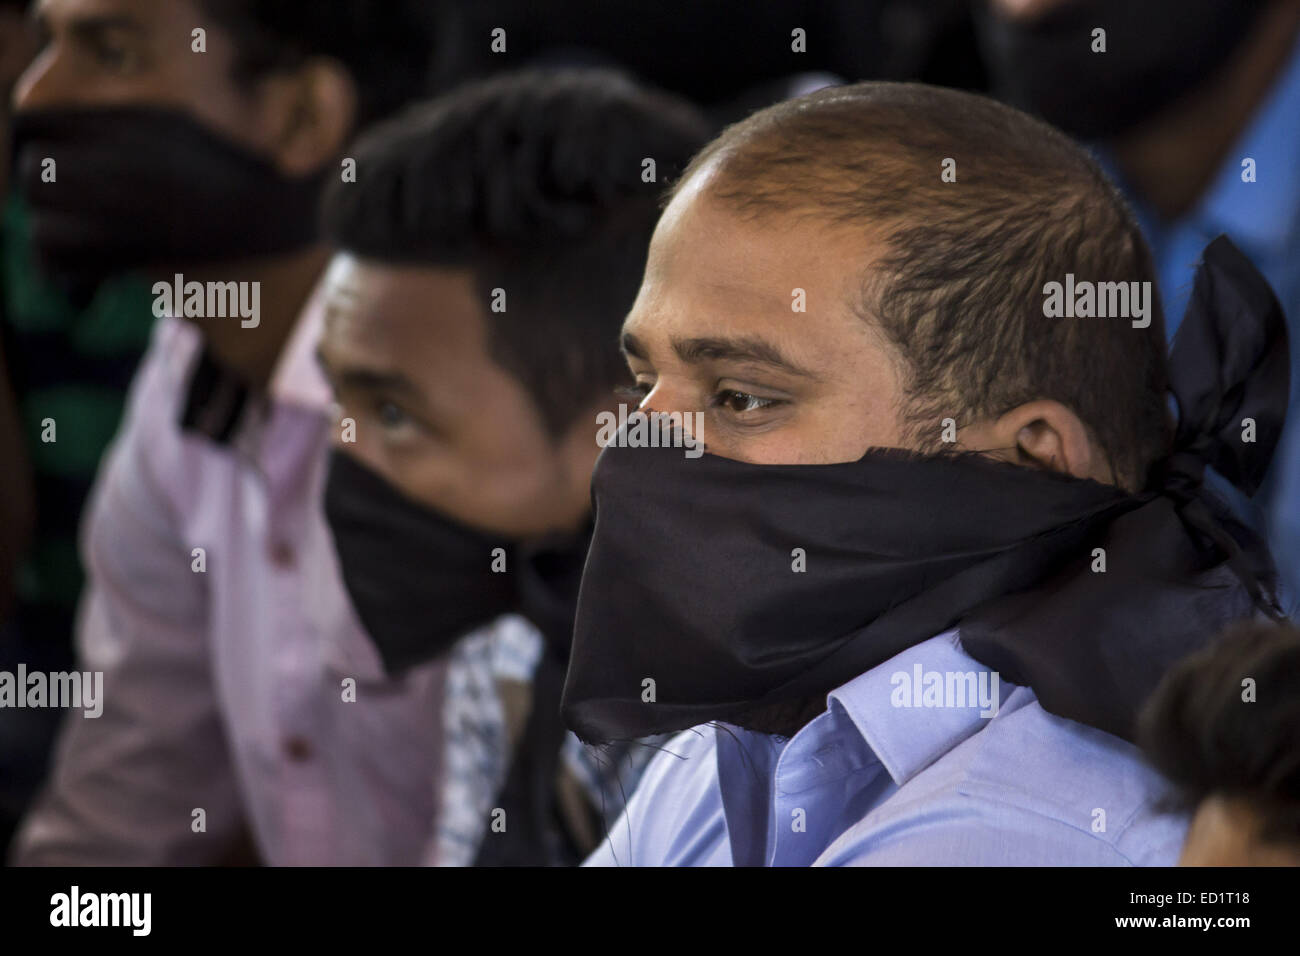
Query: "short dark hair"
196 0 440 128
673 81 1172 490
1138 620 1300 848
321 69 712 437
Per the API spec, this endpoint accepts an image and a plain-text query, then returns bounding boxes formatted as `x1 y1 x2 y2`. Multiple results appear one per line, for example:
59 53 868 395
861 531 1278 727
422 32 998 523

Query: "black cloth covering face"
562 235 1288 746
325 449 595 865
10 106 325 298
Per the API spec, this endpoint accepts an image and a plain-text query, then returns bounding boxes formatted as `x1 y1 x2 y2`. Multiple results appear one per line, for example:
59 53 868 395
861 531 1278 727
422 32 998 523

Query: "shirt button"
284 736 314 761
270 541 296 568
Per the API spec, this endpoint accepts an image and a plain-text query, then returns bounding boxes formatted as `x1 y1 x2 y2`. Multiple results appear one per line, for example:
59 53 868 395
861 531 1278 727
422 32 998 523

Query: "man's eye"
713 389 776 414
376 401 411 429
93 39 141 73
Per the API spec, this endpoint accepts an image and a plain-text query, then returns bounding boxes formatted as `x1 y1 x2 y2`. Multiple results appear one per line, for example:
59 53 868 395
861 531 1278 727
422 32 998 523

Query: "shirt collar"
179 344 254 445
179 280 332 446
827 629 1015 788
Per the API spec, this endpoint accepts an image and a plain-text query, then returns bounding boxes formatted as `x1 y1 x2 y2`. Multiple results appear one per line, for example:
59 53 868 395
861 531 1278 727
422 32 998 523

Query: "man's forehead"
621 284 838 384
638 252 788 337
622 272 797 344
322 255 474 313
639 268 796 318
320 255 488 359
651 183 870 298
632 199 872 349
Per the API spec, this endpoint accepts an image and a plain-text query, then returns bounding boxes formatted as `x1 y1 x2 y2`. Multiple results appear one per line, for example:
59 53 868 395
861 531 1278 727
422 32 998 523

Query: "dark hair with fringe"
321 69 712 437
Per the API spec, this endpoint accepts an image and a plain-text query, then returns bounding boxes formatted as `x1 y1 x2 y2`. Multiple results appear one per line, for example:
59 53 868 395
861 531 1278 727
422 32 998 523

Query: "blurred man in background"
316 70 710 864
9 0 439 864
977 0 1300 606
1140 620 1300 867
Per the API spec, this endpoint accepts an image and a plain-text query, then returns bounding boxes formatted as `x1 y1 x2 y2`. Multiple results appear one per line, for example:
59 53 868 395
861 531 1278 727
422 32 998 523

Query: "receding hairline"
667 80 1109 217
658 80 1169 489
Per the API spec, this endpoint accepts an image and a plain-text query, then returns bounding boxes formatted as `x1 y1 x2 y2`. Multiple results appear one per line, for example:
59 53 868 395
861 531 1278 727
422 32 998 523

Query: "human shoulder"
818 690 1187 866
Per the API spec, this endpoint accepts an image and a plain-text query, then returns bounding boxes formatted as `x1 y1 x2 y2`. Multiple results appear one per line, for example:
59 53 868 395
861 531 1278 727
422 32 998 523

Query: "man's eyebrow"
672 335 819 379
314 347 421 398
64 14 147 39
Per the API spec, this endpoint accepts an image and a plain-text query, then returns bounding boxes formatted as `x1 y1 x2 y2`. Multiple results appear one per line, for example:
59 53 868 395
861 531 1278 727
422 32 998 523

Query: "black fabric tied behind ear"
1155 235 1290 618
961 234 1291 742
1166 236 1290 497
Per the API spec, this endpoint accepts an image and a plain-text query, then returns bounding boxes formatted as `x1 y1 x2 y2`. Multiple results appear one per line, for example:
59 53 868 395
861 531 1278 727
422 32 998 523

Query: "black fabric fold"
960 235 1289 741
325 449 595 865
10 105 326 292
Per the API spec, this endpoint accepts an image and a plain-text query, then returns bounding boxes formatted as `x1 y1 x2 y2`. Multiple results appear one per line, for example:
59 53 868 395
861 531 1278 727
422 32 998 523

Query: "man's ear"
257 58 357 177
963 399 1112 484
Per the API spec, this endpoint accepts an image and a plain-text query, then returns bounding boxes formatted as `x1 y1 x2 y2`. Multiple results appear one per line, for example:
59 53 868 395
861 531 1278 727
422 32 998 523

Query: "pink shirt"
13 299 446 865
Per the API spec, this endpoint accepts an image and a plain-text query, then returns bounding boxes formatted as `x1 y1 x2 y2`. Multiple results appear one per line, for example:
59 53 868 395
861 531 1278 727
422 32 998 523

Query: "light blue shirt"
1101 31 1300 608
584 631 1188 866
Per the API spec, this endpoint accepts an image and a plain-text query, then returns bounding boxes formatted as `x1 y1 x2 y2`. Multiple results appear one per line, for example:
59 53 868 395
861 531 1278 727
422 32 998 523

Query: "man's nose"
640 381 702 443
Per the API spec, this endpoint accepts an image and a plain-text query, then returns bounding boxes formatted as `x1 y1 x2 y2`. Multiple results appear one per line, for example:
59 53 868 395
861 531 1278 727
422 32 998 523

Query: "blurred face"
315 255 595 539
1180 795 1300 866
14 0 287 157
621 166 909 466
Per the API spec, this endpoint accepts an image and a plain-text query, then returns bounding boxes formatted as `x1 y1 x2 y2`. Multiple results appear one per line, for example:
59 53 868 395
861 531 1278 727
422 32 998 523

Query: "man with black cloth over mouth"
562 81 1291 866
317 70 711 865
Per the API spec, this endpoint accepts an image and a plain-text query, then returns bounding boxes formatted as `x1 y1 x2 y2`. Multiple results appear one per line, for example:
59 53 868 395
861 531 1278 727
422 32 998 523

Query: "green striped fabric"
2 195 157 614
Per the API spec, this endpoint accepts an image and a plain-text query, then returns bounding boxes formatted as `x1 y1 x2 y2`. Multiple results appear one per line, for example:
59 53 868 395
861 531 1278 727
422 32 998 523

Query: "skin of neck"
1111 0 1300 221
184 243 331 390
